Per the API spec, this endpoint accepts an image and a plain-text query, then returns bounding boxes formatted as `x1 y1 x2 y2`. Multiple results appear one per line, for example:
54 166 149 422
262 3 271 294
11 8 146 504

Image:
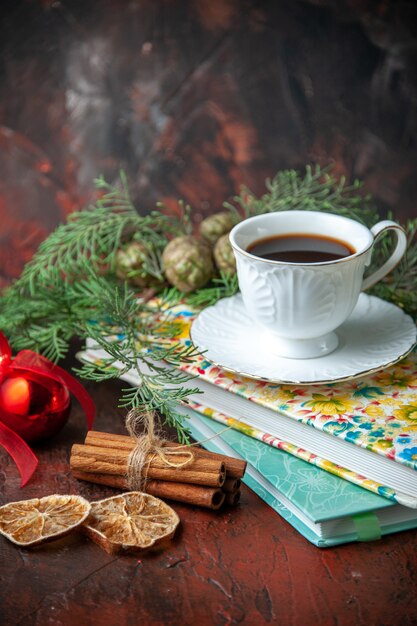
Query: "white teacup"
229 210 407 359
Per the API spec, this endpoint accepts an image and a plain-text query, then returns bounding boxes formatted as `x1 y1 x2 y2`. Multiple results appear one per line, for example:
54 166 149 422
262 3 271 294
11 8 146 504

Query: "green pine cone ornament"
162 236 214 293
213 233 236 275
115 241 161 288
199 211 236 245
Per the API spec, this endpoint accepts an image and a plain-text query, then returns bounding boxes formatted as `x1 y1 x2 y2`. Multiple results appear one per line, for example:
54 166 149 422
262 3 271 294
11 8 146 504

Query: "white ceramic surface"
229 211 407 358
190 293 416 384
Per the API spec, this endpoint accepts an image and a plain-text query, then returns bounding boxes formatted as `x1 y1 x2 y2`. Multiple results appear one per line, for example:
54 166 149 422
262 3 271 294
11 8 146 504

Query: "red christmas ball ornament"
0 374 71 443
0 332 95 486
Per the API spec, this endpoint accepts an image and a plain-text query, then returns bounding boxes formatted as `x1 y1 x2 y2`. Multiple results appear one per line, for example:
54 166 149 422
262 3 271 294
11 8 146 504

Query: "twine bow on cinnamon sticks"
124 409 195 491
70 411 246 510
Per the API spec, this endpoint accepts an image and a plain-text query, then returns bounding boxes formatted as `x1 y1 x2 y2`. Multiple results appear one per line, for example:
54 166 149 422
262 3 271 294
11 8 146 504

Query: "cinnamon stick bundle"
70 430 247 511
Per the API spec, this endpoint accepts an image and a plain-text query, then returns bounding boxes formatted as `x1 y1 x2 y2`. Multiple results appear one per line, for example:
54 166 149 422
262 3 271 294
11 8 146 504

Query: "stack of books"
78 302 417 547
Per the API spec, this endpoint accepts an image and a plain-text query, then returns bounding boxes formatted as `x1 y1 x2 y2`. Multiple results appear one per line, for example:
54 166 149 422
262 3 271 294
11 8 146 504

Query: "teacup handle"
362 220 407 291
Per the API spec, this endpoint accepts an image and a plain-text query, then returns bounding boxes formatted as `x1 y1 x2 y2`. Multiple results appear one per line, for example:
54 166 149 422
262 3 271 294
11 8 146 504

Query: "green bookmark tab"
352 512 382 541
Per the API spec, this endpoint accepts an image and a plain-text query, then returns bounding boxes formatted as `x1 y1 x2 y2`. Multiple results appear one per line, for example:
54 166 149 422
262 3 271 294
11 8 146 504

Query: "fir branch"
73 359 125 382
184 272 239 308
160 273 239 310
225 164 379 226
156 199 194 236
14 173 187 293
79 317 200 444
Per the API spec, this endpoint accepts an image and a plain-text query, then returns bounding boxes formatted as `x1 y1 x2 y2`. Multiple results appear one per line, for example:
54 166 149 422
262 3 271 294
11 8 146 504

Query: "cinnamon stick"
85 430 247 478
73 443 223 472
70 444 226 487
224 490 241 506
72 470 225 510
223 477 241 493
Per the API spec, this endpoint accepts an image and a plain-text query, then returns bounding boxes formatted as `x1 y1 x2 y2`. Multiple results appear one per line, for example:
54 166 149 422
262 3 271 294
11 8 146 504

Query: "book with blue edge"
180 405 417 547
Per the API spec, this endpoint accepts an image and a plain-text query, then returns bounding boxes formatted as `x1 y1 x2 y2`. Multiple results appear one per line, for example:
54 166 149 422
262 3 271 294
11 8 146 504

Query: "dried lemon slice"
0 495 91 547
82 491 180 554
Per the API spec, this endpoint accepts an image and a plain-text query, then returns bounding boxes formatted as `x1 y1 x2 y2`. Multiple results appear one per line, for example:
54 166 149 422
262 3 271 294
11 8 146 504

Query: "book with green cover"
181 405 417 547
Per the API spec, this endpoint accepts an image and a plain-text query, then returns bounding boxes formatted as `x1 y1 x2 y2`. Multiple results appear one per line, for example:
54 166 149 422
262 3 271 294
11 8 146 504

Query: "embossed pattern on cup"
236 253 361 340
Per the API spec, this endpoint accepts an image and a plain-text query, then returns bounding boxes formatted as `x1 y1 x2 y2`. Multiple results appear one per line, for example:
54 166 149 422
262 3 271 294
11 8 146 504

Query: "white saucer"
190 293 416 384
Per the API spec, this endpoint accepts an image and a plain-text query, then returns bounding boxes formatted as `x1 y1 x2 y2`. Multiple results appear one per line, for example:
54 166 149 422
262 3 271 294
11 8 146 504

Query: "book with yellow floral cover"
81 301 417 508
179 358 417 508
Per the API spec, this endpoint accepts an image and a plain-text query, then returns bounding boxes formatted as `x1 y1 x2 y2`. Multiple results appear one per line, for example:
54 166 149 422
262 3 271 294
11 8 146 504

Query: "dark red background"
1 3 417 624
1 0 417 288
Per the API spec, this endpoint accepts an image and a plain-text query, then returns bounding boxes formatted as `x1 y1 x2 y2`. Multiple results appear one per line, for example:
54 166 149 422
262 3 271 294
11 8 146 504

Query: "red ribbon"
0 420 38 487
0 332 95 486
